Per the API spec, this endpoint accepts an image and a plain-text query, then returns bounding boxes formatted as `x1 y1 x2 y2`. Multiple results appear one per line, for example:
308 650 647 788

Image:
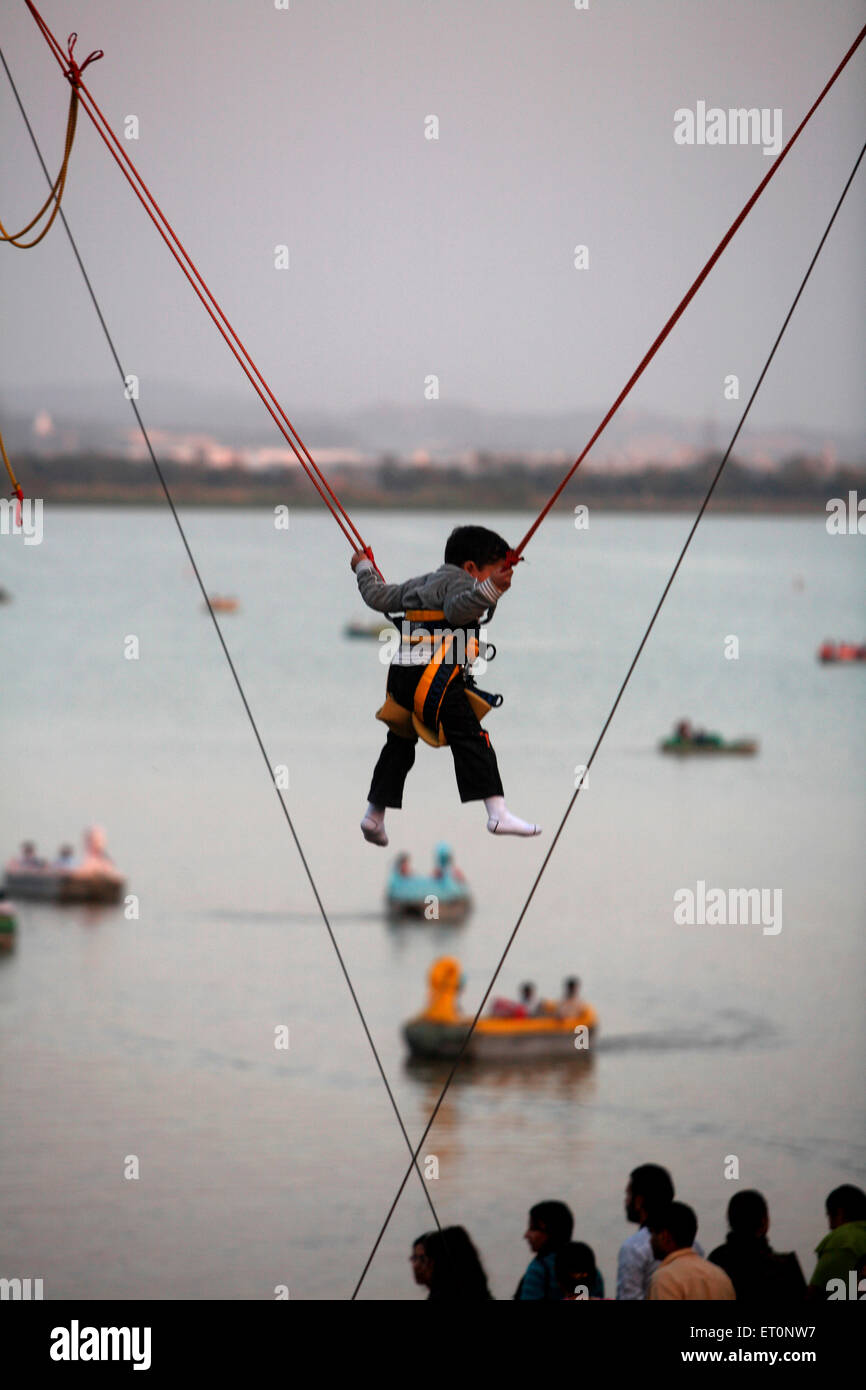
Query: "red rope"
23 2 382 574
513 22 866 556
22 3 864 575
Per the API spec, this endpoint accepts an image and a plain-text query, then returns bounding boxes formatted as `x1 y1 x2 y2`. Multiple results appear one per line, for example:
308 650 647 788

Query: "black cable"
0 43 443 1237
351 136 866 1298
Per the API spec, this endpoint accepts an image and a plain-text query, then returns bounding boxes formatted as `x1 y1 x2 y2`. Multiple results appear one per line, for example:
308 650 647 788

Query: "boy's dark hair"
528 1200 574 1250
630 1163 675 1219
649 1201 698 1249
727 1189 768 1235
826 1185 866 1222
444 525 509 569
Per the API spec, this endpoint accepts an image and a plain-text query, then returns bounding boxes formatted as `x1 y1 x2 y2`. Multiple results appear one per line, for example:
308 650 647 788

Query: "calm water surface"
1 507 863 1299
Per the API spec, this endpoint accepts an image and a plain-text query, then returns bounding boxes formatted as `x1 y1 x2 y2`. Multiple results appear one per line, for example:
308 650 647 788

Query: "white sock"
361 803 388 846
484 796 541 837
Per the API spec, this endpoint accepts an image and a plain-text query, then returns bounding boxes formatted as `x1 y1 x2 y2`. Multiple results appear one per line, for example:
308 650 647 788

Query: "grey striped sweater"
355 559 504 666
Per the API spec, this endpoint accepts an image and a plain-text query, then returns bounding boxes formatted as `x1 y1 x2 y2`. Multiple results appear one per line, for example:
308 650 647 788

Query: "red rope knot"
65 32 103 88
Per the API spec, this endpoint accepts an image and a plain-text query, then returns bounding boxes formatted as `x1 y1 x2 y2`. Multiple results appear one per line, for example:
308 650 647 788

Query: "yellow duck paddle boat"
403 957 598 1061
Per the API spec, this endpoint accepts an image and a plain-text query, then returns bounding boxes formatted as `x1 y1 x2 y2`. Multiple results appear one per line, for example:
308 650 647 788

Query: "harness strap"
414 632 461 731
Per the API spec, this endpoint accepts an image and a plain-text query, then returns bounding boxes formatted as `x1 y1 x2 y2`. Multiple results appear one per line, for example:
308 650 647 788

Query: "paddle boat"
660 719 757 756
818 640 866 664
0 893 15 951
206 595 239 613
3 828 126 905
343 617 398 639
387 845 471 922
403 957 598 1060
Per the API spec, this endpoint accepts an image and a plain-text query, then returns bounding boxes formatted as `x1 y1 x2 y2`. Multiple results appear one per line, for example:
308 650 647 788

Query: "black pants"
368 663 504 808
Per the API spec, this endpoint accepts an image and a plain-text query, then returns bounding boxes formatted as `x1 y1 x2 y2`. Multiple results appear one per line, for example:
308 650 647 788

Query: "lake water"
1 505 863 1300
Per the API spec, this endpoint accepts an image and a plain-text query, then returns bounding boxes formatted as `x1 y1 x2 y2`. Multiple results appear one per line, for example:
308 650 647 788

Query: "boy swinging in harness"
351 525 542 845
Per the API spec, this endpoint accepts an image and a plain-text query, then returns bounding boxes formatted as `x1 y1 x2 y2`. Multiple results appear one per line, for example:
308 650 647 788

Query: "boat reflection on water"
398 1053 596 1184
404 1049 596 1095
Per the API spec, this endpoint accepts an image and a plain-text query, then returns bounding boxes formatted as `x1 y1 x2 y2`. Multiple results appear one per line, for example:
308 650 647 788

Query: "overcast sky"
1 0 864 442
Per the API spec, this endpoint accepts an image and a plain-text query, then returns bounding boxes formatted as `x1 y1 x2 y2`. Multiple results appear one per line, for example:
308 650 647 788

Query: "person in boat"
516 982 538 1017
555 1241 606 1300
693 728 721 747
431 843 465 883
16 841 45 870
490 981 538 1018
556 976 585 1019
411 1227 494 1301
53 844 79 871
515 1200 575 1300
673 719 720 748
394 852 413 878
352 525 541 845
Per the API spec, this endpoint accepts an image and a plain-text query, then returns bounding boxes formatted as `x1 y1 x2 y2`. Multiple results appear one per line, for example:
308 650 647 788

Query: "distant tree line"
12 451 865 512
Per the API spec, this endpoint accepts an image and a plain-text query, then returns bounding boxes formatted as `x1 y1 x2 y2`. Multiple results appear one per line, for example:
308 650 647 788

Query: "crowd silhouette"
409 1168 866 1301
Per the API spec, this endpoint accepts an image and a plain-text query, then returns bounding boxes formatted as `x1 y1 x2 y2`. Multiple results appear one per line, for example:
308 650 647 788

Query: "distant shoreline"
22 493 838 515
12 452 863 515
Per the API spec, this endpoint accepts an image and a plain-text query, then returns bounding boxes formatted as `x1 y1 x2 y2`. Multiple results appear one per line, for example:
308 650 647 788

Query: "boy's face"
463 558 513 586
